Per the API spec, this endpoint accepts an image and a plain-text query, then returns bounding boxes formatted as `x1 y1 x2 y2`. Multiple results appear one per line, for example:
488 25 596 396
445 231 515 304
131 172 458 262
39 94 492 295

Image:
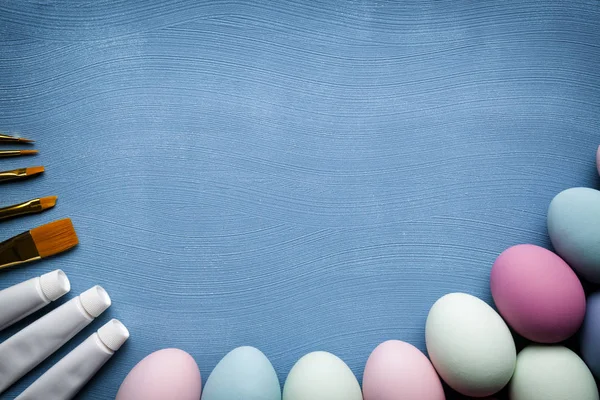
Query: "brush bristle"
19 150 38 156
30 218 78 258
25 166 45 176
40 196 58 210
18 138 34 143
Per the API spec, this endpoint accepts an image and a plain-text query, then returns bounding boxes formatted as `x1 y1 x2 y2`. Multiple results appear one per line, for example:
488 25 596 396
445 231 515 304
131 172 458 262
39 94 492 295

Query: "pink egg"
116 348 201 400
491 244 586 343
363 340 445 400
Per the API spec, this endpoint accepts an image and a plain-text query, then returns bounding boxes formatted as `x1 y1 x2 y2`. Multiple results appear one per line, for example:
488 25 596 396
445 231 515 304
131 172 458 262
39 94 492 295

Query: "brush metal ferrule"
0 168 28 183
0 199 42 221
0 231 41 270
0 134 31 143
0 150 25 158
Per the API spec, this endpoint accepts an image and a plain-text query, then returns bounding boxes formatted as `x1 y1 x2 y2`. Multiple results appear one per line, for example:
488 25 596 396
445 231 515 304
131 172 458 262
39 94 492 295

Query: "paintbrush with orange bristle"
0 166 45 183
0 150 38 158
0 134 34 144
0 196 58 221
0 218 78 270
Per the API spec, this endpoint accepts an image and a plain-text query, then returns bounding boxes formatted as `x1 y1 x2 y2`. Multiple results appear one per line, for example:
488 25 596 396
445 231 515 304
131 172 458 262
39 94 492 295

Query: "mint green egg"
201 346 281 400
283 351 362 400
548 187 600 283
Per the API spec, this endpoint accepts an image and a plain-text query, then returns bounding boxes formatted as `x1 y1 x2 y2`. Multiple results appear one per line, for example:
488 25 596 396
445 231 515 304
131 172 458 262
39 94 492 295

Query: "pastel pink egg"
116 348 201 400
363 340 445 400
491 244 586 343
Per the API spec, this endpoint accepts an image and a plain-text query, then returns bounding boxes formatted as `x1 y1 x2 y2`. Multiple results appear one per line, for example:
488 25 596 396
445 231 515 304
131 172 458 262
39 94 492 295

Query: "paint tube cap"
80 285 111 318
98 319 130 352
39 269 71 301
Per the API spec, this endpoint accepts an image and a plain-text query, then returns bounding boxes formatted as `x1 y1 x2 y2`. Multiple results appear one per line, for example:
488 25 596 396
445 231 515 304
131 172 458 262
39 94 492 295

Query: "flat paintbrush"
0 218 79 270
0 150 38 158
0 196 57 221
0 166 44 183
0 134 34 144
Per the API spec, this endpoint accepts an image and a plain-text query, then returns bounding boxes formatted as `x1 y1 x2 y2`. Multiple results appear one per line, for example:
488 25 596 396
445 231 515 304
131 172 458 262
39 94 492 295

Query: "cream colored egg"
509 346 599 400
426 292 516 397
283 351 362 400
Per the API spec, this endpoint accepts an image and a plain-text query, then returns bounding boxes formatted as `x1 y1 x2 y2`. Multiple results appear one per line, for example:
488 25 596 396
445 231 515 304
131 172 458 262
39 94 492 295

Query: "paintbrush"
0 150 38 158
0 218 78 270
0 134 34 144
0 196 57 221
0 166 44 183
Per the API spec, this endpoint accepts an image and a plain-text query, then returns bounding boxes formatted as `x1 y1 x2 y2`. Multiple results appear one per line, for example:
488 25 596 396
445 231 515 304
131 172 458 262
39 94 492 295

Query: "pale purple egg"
116 348 201 400
362 340 445 400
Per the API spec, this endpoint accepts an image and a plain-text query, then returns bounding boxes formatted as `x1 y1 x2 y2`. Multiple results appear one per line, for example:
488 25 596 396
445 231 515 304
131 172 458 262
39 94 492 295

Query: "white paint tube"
0 285 111 394
16 319 129 400
0 269 71 331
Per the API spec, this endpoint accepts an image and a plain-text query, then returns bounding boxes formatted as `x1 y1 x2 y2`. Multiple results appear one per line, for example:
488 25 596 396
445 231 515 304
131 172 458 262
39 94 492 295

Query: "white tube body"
0 286 110 394
0 270 70 331
16 319 129 400
16 335 110 400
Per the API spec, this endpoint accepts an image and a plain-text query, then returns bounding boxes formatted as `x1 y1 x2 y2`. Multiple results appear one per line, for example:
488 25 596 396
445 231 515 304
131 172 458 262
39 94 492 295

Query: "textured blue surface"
0 1 599 399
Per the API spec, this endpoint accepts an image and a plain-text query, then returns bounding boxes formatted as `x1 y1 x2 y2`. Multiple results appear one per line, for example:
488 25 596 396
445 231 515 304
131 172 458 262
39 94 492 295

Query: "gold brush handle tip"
0 232 41 269
0 197 56 221
0 150 38 157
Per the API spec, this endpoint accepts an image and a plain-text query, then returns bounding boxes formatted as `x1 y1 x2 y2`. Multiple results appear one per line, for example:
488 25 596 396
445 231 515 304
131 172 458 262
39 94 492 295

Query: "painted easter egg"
362 340 444 400
426 292 516 397
490 244 585 343
509 346 598 400
201 346 281 400
282 351 362 400
581 292 600 379
116 348 201 400
548 187 600 283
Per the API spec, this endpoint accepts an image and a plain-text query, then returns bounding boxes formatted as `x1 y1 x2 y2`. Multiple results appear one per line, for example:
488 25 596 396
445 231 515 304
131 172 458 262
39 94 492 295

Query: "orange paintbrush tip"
30 218 79 259
40 196 58 210
0 166 44 183
0 218 79 269
0 196 59 221
0 150 38 158
0 134 34 143
25 166 45 176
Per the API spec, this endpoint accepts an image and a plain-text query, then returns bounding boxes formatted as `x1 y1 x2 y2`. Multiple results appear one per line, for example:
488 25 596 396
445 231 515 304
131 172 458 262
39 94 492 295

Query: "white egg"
426 292 516 397
282 351 362 400
509 346 599 400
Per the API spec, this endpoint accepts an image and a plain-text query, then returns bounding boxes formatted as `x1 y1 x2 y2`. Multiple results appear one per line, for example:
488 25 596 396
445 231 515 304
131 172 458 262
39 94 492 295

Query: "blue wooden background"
0 1 599 398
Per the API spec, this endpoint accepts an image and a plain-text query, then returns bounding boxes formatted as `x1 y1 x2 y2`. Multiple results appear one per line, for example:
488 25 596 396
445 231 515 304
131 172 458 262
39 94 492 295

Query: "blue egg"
201 346 281 400
548 187 600 283
581 292 600 379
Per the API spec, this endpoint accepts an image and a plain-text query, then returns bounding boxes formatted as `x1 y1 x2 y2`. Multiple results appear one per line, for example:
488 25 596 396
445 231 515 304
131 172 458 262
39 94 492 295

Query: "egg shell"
490 244 586 343
116 348 201 400
201 346 281 400
548 187 600 283
425 292 516 397
581 292 600 379
362 340 445 400
509 346 599 400
282 351 362 400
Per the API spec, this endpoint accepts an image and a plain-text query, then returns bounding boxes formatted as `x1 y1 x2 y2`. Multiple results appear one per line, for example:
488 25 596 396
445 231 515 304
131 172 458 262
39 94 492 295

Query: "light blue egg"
201 346 281 400
548 187 600 283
